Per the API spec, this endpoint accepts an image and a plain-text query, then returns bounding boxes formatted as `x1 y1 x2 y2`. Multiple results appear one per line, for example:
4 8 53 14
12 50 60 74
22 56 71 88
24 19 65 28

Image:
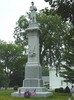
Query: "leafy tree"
0 42 27 87
0 67 5 88
13 10 68 75
44 0 74 25
13 15 28 46
60 28 74 83
44 0 74 82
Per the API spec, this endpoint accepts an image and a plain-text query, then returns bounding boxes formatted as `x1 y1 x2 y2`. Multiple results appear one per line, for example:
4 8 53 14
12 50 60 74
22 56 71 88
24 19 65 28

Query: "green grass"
0 89 73 100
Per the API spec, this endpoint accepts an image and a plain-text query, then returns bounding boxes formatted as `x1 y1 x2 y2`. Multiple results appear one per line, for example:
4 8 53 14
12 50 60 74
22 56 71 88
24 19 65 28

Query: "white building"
49 68 72 90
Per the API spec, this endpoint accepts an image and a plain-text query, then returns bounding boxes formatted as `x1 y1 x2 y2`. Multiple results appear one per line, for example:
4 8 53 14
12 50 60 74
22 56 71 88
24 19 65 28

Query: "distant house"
49 68 72 90
42 67 72 90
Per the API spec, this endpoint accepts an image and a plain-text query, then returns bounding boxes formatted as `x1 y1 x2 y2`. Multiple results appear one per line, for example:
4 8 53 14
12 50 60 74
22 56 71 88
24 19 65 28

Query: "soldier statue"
30 1 37 23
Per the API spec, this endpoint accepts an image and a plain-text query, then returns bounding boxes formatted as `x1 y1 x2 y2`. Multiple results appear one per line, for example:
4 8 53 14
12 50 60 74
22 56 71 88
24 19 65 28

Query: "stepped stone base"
11 87 53 98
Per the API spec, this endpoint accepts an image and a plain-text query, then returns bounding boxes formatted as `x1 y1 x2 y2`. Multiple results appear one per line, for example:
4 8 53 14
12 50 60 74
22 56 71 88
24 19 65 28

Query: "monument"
11 2 53 97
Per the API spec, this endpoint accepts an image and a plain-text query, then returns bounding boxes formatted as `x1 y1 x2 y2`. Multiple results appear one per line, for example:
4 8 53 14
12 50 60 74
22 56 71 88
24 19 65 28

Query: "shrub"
55 87 64 93
59 87 64 93
64 86 70 93
14 85 18 90
55 88 59 92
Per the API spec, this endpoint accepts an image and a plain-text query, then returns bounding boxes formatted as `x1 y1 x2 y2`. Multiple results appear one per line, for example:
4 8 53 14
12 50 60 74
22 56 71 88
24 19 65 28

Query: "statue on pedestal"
11 1 53 97
29 1 37 23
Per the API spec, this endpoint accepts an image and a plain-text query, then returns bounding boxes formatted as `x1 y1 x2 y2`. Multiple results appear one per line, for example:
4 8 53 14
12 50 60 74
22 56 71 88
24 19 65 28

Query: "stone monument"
11 2 53 97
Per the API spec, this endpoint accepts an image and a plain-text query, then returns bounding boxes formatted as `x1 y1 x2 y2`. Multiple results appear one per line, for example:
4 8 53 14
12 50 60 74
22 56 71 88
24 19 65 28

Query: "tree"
60 28 74 83
13 15 28 46
0 67 6 88
13 10 68 75
0 41 27 87
44 0 74 25
44 0 74 82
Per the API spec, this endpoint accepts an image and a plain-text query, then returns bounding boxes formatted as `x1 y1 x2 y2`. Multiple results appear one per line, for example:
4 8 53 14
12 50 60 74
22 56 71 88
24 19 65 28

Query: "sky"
0 0 49 43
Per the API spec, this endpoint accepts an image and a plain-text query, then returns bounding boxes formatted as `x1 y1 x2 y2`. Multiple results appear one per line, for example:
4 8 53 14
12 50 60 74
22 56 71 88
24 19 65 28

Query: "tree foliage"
0 41 27 87
60 28 74 83
44 0 74 25
44 0 74 83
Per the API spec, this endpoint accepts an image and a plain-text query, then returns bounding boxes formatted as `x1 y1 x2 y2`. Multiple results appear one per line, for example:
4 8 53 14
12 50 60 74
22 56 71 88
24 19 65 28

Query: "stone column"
23 25 43 87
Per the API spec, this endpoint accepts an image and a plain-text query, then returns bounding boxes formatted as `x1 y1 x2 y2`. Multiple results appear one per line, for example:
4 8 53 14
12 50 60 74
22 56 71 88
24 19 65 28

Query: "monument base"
11 87 53 98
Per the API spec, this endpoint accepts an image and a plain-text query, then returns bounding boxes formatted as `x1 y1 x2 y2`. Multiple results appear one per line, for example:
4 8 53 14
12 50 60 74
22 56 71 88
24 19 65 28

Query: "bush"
14 85 18 90
64 86 70 93
55 88 59 92
55 86 71 93
55 87 64 93
59 87 64 93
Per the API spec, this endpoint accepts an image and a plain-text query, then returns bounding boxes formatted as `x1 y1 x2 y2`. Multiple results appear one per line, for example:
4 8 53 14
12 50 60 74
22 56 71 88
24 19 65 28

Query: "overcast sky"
0 0 49 43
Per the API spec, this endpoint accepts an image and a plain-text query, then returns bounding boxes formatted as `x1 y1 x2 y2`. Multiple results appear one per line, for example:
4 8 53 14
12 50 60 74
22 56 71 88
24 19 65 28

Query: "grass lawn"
0 89 73 100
